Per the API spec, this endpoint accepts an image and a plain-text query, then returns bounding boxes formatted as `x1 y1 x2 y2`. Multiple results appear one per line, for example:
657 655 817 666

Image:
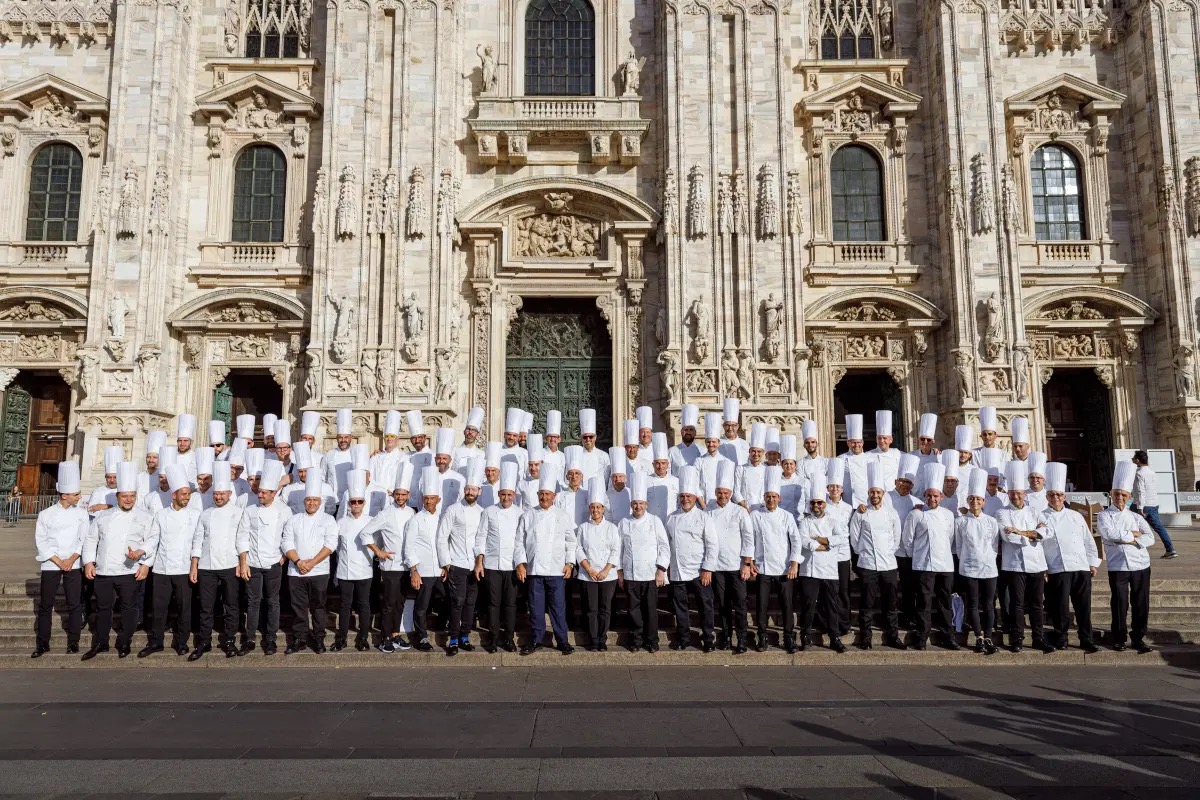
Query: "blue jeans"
1133 505 1175 553
528 575 568 645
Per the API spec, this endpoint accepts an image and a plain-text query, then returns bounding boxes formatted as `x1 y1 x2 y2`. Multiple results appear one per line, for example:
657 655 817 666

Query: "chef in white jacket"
431 427 465 509
719 398 750 466
668 403 703 475
438 458 485 655
634 405 655 468
477 441 503 508
616 472 670 653
136 430 167 501
954 468 1001 655
175 413 199 483
707 460 753 653
322 408 356 503
282 442 337 516
82 462 152 660
824 461 854 638
87 445 124 513
867 409 903 488
452 407 486 471
575 477 621 651
402 466 444 652
646 433 679 521
233 414 256 451
554 446 590 525
189 461 244 660
901 462 957 650
620 419 646 477
333 469 375 652
798 475 849 654
749 466 803 652
696 412 732 507
1099 461 1158 653
369 410 409 498
891 451 924 630
474 462 522 653
514 471 577 655
995 459 1053 654
799 419 828 486
298 410 324 469
500 407 530 476
1041 461 1100 653
235 459 288 655
33 461 87 657
735 422 767 511
576 408 610 482
664 466 718 652
281 471 339 654
605 448 632 523
209 419 228 463
361 461 415 653
336 444 388 518
972 406 1010 469
848 462 904 650
1025 451 1048 514
140 465 200 658
915 413 940 467
517 433 545 508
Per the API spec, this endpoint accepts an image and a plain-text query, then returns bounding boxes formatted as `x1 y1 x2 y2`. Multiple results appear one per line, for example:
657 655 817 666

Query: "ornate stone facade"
1 1 1199 488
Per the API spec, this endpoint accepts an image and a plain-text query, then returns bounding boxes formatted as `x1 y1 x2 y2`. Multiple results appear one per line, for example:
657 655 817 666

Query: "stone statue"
305 350 321 403
434 347 460 402
360 350 378 402
1175 344 1196 399
762 293 784 364
136 348 159 400
954 349 974 401
78 351 99 401
335 165 358 240
619 53 645 96
115 164 140 238
686 297 711 362
476 44 497 93
406 167 427 239
327 290 354 363
658 349 680 405
42 92 76 128
245 92 280 130
401 292 425 341
721 350 741 398
1012 345 1030 402
687 164 709 239
735 350 754 401
107 295 129 339
983 292 1003 362
654 307 668 350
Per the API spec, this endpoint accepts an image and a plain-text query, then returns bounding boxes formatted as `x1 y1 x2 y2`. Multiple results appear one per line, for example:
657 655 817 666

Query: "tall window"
831 145 885 241
819 0 877 60
525 0 595 96
232 145 287 242
1031 144 1085 240
244 0 301 58
25 143 84 242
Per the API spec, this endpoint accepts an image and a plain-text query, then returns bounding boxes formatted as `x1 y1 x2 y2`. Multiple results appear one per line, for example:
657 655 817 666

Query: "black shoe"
459 638 475 653
974 638 986 654
701 639 713 654
913 640 927 651
670 640 686 651
942 636 962 651
717 635 731 651
137 644 163 659
1081 641 1099 655
585 643 598 652
284 641 307 655
262 641 277 656
187 644 211 662
645 642 659 653
885 634 907 651
413 640 434 652
755 637 769 653
520 642 544 656
174 645 189 657
733 639 747 655
330 639 347 652
66 643 79 654
81 644 108 661
312 641 327 654
1134 641 1154 655
31 643 49 659
1035 640 1056 655
784 637 798 655
486 644 498 654
239 640 256 656
117 645 131 658
500 639 517 653
1112 642 1127 652
446 643 459 656
355 638 370 652
558 643 574 655
983 638 997 655
1011 643 1023 654
858 632 873 650
1162 551 1179 559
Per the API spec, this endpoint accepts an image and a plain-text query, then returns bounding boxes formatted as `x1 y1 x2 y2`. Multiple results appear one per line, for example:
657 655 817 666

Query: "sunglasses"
348 499 365 505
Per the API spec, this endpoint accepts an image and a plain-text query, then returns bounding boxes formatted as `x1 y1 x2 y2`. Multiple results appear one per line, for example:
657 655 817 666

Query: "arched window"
819 0 877 60
25 143 84 242
1031 144 1085 240
525 0 595 97
231 145 287 242
831 144 885 241
244 0 301 59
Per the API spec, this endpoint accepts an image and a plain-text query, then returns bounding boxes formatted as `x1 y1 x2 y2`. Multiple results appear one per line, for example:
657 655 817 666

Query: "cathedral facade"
0 0 1197 493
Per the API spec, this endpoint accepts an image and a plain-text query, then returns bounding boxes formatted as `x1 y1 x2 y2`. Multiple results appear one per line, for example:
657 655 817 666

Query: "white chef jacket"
695 452 731 505
995 505 1049 573
232 478 254 508
281 510 339 578
87 486 116 511
972 446 1010 469
616 512 670 581
514 505 577 576
452 443 482 472
555 487 591 527
843 453 869 507
359 501 415 573
437 500 485 570
478 481 501 509
707 500 753 572
887 490 922 527
646 473 680 521
176 448 199 484
1026 490 1048 515
321 447 354 500
437 470 465 510
35 503 88 571
577 446 610 483
982 492 1009 517
901 506 955 572
191 502 245 571
499 445 529 476
668 442 702 476
826 500 853 561
606 487 632 523
1097 505 1156 572
236 500 288 570
867 447 902 489
749 507 803 576
541 449 566 480
335 512 375 581
664 506 719 581
83 507 154 576
635 444 655 475
719 436 749 466
139 489 201 515
335 484 389 519
626 452 651 476
145 505 201 575
848 505 901 572
135 470 160 502
798 454 828 485
517 477 540 509
779 473 806 519
368 449 409 497
402 509 441 578
282 480 337 517
575 518 621 582
798 514 846 580
475 503 521 571
735 462 765 509
953 512 1000 579
1041 507 1100 574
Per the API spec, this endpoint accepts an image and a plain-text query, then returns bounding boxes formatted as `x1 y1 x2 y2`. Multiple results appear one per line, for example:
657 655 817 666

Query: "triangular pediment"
1006 74 1125 111
800 74 922 115
0 73 107 106
195 74 319 117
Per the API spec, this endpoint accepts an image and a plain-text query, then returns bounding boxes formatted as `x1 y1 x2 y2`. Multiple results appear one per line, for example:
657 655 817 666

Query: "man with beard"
189 462 244 660
474 462 522 653
665 466 718 652
438 458 486 655
668 403 703 475
707 460 753 653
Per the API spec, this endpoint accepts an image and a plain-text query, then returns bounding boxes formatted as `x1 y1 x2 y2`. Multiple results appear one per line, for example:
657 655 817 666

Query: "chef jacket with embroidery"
368 449 409 497
359 501 415 573
335 512 375 581
437 500 485 570
281 510 339 578
798 514 846 580
35 503 88 572
575 518 621 582
144 505 202 575
848 505 901 572
901 506 955 572
1041 506 1101 574
83 507 154 576
236 501 288 570
995 505 1050 573
577 447 610 483
616 513 670 581
664 507 719 581
191 502 245 571
514 505 577 576
452 443 482 473
749 507 803 577
475 503 521 571
707 501 753 571
1097 506 1156 572
779 474 807 519
402 509 441 578
953 512 1000 579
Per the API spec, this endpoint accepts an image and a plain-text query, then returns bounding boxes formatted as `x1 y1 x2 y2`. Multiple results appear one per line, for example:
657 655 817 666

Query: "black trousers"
961 575 997 638
37 569 82 648
289 574 329 643
486 569 518 645
897 556 917 625
625 580 659 646
582 580 617 646
337 577 372 643
1047 570 1094 646
445 565 479 640
914 571 954 642
836 559 852 634
711 570 747 641
1108 568 1150 645
857 568 899 636
93 573 138 649
1002 570 1046 644
150 573 192 649
756 575 795 640
245 563 282 645
197 568 239 648
380 572 405 638
670 577 715 642
411 575 438 644
798 576 841 640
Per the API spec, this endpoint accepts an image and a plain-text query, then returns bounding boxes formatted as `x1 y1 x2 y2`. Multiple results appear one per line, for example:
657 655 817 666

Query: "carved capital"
0 368 18 391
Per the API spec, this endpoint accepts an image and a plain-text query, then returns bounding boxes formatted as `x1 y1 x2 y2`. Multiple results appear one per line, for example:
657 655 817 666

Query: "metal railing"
4 494 59 526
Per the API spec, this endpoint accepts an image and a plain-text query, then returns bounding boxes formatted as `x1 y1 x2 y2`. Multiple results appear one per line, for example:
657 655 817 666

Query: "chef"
477 442 503 508
322 408 356 502
437 458 485 655
577 408 610 482
575 477 621 652
719 398 749 466
554 446 590 525
453 406 486 471
282 442 336 515
668 403 703 475
271 419 297 480
646 433 680 521
500 407 530 475
402 466 445 653
605 448 632 523
735 422 767 511
1041 462 1100 653
369 410 408 496
915 413 940 466
621 419 645 477
635 405 655 467
901 462 956 651
824 461 854 639
867 409 903 488
1010 417 1032 463
140 465 200 658
514 470 577 656
281 471 339 654
431 427 465 509
890 452 923 630
87 445 125 513
236 459 288 655
209 420 228 463
995 460 1053 654
361 461 416 653
234 413 256 451
842 414 868 506
194 447 216 509
664 466 718 652
1025 452 1048 513
517 433 545 508
748 466 802 652
798 473 848 654
707 460 753 653
616 472 669 654
541 410 566 478
189 461 244 660
136 430 167 501
32 461 87 658
696 412 732 507
332 469 375 653
848 462 904 651
474 462 522 653
175 414 199 482
1098 461 1158 653
779 435 807 518
262 413 279 452
973 406 1010 468
953 468 1000 655
798 419 827 485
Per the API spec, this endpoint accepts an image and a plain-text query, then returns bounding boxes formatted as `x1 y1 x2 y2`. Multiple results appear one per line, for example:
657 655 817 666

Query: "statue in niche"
619 53 645 96
476 44 497 93
107 296 129 339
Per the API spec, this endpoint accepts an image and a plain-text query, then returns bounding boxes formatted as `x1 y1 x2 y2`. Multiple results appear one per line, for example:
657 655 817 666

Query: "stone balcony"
1017 239 1127 286
0 241 92 287
468 95 650 166
804 240 920 286
193 241 309 288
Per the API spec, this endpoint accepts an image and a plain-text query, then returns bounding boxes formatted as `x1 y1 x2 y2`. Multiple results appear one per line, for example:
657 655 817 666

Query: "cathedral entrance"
213 370 283 445
0 372 70 501
1043 368 1113 491
832 369 904 454
505 299 613 447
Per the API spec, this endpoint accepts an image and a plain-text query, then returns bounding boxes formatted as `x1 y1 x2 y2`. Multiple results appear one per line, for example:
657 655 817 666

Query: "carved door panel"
505 303 613 448
0 384 31 493
212 381 234 435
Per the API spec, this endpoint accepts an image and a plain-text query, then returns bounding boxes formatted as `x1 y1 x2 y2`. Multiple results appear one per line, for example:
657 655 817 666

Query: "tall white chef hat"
979 406 998 433
465 407 485 432
764 465 783 496
1011 416 1030 445
407 410 425 437
246 448 266 478
808 476 827 505
920 462 946 493
116 462 138 493
716 459 735 491
263 413 279 437
723 398 740 424
636 405 653 431
166 465 190 494
875 410 893 438
704 412 722 440
505 407 523 434
273 419 291 446
465 457 485 489
177 413 197 440
1028 451 1047 477
766 427 781 453
212 461 233 493
898 452 920 483
421 465 442 497
679 465 701 497
940 449 960 481
292 441 314 471
564 445 584 474
260 459 284 489
780 434 798 462
485 441 502 469
395 461 415 494
867 461 886 492
350 443 370 471
546 410 562 436
158 446 178 469
517 411 531 434
499 461 519 492
980 447 1003 477
1045 462 1068 494
1005 460 1028 492
103 444 124 475
538 466 559 493
526 433 544 463
622 419 638 447
608 447 627 476
918 413 938 440
802 419 819 443
681 403 699 428
652 432 669 461
55 461 81 494
587 476 608 507
967 467 988 499
579 408 597 437
628 471 648 502
434 427 454 456
347 468 367 500
845 414 864 441
954 424 974 452
749 422 767 450
825 461 846 492
303 469 324 500
236 414 255 440
384 410 403 438
208 420 226 446
300 411 320 438
145 431 167 458
228 440 247 467
196 447 215 476
336 408 353 436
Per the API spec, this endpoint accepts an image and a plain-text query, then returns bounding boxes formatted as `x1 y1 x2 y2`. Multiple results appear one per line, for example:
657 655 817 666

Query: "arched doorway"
832 368 904 454
213 370 283 445
1043 368 1113 491
0 372 71 500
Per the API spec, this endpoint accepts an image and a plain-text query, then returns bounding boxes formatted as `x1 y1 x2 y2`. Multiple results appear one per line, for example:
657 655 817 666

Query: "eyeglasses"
348 500 365 505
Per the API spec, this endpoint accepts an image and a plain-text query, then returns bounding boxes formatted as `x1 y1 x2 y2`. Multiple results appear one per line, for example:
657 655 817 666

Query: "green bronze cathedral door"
505 299 613 448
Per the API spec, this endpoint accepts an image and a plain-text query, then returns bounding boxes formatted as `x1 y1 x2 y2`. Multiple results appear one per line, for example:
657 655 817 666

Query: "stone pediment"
799 74 921 119
195 74 320 122
1005 74 1125 116
1023 287 1157 326
0 73 107 124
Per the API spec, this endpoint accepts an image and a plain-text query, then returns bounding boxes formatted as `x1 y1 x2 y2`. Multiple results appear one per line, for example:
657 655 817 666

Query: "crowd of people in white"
31 399 1168 661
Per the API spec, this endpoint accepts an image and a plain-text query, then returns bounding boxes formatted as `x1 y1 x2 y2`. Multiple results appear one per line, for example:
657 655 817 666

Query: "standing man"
617 472 670 653
1131 450 1179 558
333 469 375 652
542 410 566 478
719 398 749 466
362 462 416 653
1010 417 1032 463
402 467 444 652
635 405 655 468
622 419 646 476
518 434 545 507
735 423 767 511
136 431 167 500
646 433 680 522
88 445 124 513
577 408 610 481
515 471 577 655
1025 452 1049 514
322 408 356 503
438 458 485 655
901 462 957 650
140 465 200 658
891 452 923 630
605 449 632 523
500 408 530 475
868 410 903 488
33 461 87 657
234 414 256 451
669 404 703 475
554 447 590 525
432 428 465 508
369 410 408 495
954 468 1000 655
1041 462 1100 653
1100 462 1158 653
664 466 718 651
189 461 244 660
972 406 1009 468
748 466 802 652
453 407 486 471
696 412 731 506
824 463 854 639
281 472 339 654
707 460 752 653
842 414 868 506
915 413 939 466
575 477 621 651
848 463 904 650
995 460 1053 654
176 413 199 482
236 459 288 655
798 475 848 653
475 462 522 653
798 419 827 485
209 420 228 462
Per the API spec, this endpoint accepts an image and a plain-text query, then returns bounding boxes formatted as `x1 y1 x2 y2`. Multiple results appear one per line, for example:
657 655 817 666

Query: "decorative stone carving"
513 195 600 258
757 164 779 240
136 346 159 400
406 167 427 239
115 163 141 239
846 335 885 360
1175 344 1196 399
953 348 975 401
721 348 741 399
437 168 460 239
999 3 1117 55
0 301 67 322
327 291 354 364
146 165 170 237
1040 366 1054 385
327 369 357 394
761 293 784 364
365 169 383 235
270 366 287 388
659 169 679 242
886 364 907 387
335 165 358 239
970 153 994 236
981 368 1009 393
658 349 681 405
619 53 644 96
830 366 847 386
1186 157 1200 238
758 369 789 396
433 347 460 403
716 173 733 235
786 169 805 236
477 43 497 94
0 368 18 391
103 338 125 362
397 370 432 396
839 93 879 132
77 350 99 400
205 304 279 324
380 169 400 235
400 292 425 363
18 335 59 360
1094 365 1115 388
654 307 668 351
686 164 709 239
736 350 755 402
684 369 717 394
832 302 897 322
731 171 749 235
1012 345 1030 402
242 92 281 134
983 292 1004 363
1000 164 1024 234
1122 331 1140 358
792 347 809 400
685 297 712 364
1160 165 1184 233
305 350 321 404
375 350 394 401
1054 334 1095 359
229 334 269 359
309 167 328 237
359 351 378 402
948 166 966 232
1037 301 1106 320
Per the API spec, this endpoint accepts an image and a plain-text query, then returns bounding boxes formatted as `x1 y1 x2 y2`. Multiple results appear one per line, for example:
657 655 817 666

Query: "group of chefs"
31 398 1164 660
